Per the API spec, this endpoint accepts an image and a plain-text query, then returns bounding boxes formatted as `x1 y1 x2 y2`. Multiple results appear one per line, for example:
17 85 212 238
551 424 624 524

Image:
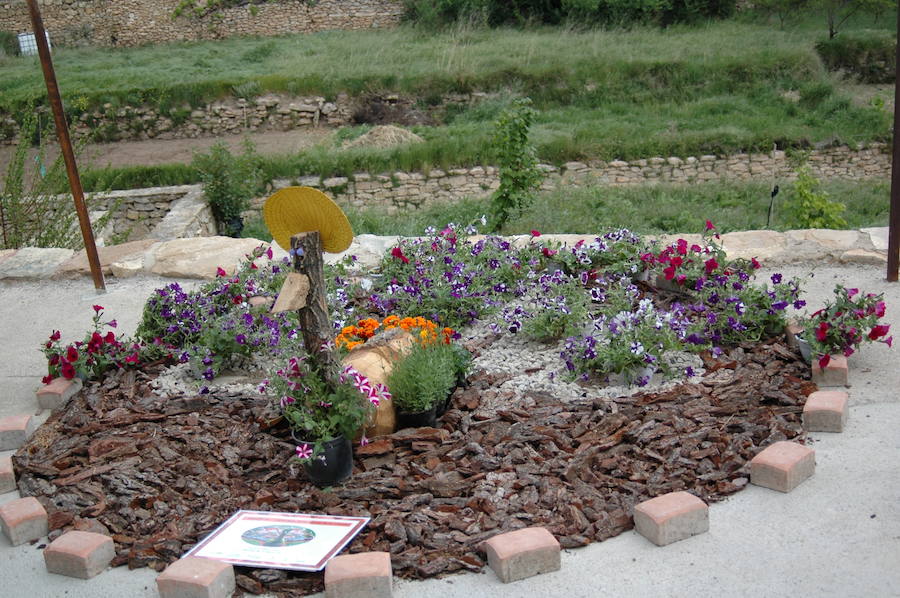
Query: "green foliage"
387 341 459 412
816 31 896 82
490 98 542 231
0 31 19 56
192 139 263 236
173 0 319 20
0 113 109 249
784 166 847 229
820 0 895 38
402 0 735 27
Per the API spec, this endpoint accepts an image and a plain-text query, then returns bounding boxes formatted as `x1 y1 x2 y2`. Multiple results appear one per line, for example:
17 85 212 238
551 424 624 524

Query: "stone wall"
90 185 214 244
256 144 891 214
0 0 403 48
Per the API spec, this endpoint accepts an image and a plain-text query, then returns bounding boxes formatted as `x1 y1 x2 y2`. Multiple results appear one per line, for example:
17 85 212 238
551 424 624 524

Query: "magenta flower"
868 324 890 340
530 229 541 237
705 220 715 231
216 267 227 277
360 435 370 447
391 247 410 264
92 304 103 313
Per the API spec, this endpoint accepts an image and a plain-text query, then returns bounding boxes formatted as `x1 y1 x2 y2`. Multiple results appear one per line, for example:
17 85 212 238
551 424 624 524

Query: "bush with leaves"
490 98 542 232
785 166 847 229
387 340 459 413
192 139 263 237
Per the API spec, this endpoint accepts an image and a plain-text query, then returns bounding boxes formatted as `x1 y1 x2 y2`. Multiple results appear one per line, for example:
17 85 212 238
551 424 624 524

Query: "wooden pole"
291 232 333 360
25 0 105 292
887 5 900 282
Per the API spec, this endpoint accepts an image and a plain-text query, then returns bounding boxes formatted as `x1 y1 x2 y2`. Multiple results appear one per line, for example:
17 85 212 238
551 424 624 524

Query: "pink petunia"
216 267 227 277
846 288 859 298
885 336 893 348
360 436 370 447
875 301 886 318
295 444 313 459
542 247 557 257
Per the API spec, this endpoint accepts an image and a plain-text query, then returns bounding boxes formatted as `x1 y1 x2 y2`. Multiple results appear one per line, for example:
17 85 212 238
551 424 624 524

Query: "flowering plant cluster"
261 355 390 462
41 305 155 383
358 222 548 329
552 228 649 280
802 285 891 368
136 245 302 380
643 221 739 286
560 278 693 385
496 269 588 342
334 315 455 351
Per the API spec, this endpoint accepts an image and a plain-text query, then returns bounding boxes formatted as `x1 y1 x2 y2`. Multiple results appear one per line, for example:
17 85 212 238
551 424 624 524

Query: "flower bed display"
17 221 893 595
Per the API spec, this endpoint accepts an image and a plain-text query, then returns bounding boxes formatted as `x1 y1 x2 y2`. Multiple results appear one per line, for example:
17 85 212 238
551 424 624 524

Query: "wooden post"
887 5 900 282
25 0 105 292
291 232 333 360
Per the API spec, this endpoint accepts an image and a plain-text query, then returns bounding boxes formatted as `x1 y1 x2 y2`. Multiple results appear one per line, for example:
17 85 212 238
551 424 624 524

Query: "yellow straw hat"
263 186 354 254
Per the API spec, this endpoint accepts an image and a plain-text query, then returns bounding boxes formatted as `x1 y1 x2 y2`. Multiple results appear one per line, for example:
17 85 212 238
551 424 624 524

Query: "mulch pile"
13 338 813 597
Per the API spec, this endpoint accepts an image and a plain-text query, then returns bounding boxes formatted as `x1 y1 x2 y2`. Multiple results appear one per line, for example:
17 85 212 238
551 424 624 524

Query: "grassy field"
1 10 894 187
237 178 890 240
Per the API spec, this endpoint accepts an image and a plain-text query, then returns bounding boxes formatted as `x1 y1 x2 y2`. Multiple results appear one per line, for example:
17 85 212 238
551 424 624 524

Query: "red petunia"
92 304 103 314
41 375 53 385
818 354 831 369
704 258 718 275
541 247 557 257
530 230 541 237
751 257 761 269
705 220 715 231
815 321 829 342
66 346 79 362
50 330 61 341
391 247 410 264
216 267 227 277
875 301 886 318
868 324 890 341
60 362 76 380
104 331 116 343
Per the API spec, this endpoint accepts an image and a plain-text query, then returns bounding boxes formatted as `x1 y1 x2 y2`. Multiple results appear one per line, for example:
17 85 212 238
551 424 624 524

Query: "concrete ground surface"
0 263 898 597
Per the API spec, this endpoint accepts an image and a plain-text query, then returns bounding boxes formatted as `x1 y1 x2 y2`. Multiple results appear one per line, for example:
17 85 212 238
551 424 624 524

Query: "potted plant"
262 354 389 486
800 285 892 369
387 341 459 429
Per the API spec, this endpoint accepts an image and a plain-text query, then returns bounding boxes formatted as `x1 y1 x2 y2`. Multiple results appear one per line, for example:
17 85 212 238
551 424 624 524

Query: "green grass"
2 14 894 175
289 179 888 238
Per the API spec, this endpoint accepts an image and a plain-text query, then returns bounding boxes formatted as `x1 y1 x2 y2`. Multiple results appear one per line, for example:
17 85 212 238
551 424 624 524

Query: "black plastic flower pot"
395 404 438 429
291 432 353 487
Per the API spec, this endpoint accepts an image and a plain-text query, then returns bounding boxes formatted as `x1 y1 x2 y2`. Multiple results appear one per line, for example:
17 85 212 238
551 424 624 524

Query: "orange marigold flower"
383 315 400 328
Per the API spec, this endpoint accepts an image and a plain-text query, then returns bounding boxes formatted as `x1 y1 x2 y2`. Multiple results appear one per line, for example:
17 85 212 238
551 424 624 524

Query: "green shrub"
816 32 896 83
784 166 847 229
490 97 542 231
387 341 459 413
0 31 19 57
192 139 263 237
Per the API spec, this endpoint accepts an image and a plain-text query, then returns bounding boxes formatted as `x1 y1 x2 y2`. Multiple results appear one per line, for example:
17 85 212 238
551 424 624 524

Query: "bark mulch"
12 338 813 597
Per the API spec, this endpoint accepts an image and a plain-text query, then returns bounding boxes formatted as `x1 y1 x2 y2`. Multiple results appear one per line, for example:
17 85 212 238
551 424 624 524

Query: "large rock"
721 230 787 263
0 248 74 279
148 237 270 279
784 229 869 262
343 328 416 438
54 239 157 278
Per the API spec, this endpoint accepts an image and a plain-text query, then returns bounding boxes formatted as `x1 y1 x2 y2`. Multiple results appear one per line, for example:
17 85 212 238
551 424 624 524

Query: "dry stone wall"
0 0 403 48
256 144 890 214
90 185 214 244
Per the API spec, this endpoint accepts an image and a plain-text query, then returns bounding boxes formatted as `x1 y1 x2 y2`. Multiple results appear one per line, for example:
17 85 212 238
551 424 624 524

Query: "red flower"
530 230 541 237
266 247 273 259
704 258 718 275
50 330 61 342
676 274 687 284
846 288 859 298
705 220 715 231
391 247 410 264
66 346 79 362
92 304 103 314
541 247 557 257
815 321 829 342
875 301 886 318
663 265 677 280
41 375 53 385
60 362 76 380
575 240 585 249
250 262 258 270
49 354 60 366
125 354 140 364
232 295 243 305
818 354 831 369
676 239 687 255
868 324 890 340
216 267 227 277
104 331 116 343
751 257 761 269
843 346 855 357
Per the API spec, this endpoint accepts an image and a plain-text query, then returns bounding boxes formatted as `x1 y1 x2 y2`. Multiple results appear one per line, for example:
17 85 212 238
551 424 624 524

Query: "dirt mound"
342 125 424 150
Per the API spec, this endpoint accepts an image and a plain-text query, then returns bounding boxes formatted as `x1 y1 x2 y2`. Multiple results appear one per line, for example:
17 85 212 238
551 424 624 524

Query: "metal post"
887 5 900 282
25 0 105 292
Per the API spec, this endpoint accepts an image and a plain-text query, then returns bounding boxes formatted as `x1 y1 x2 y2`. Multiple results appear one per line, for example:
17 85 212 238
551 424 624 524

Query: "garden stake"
766 185 779 229
888 3 900 282
25 0 105 292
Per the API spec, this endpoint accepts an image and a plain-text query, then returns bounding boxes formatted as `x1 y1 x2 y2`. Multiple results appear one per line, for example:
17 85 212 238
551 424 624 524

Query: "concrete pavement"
0 256 898 597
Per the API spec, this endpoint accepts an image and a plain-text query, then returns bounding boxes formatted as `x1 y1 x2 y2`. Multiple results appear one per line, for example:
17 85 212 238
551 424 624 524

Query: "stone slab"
149 237 269 279
0 248 74 280
54 239 156 278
